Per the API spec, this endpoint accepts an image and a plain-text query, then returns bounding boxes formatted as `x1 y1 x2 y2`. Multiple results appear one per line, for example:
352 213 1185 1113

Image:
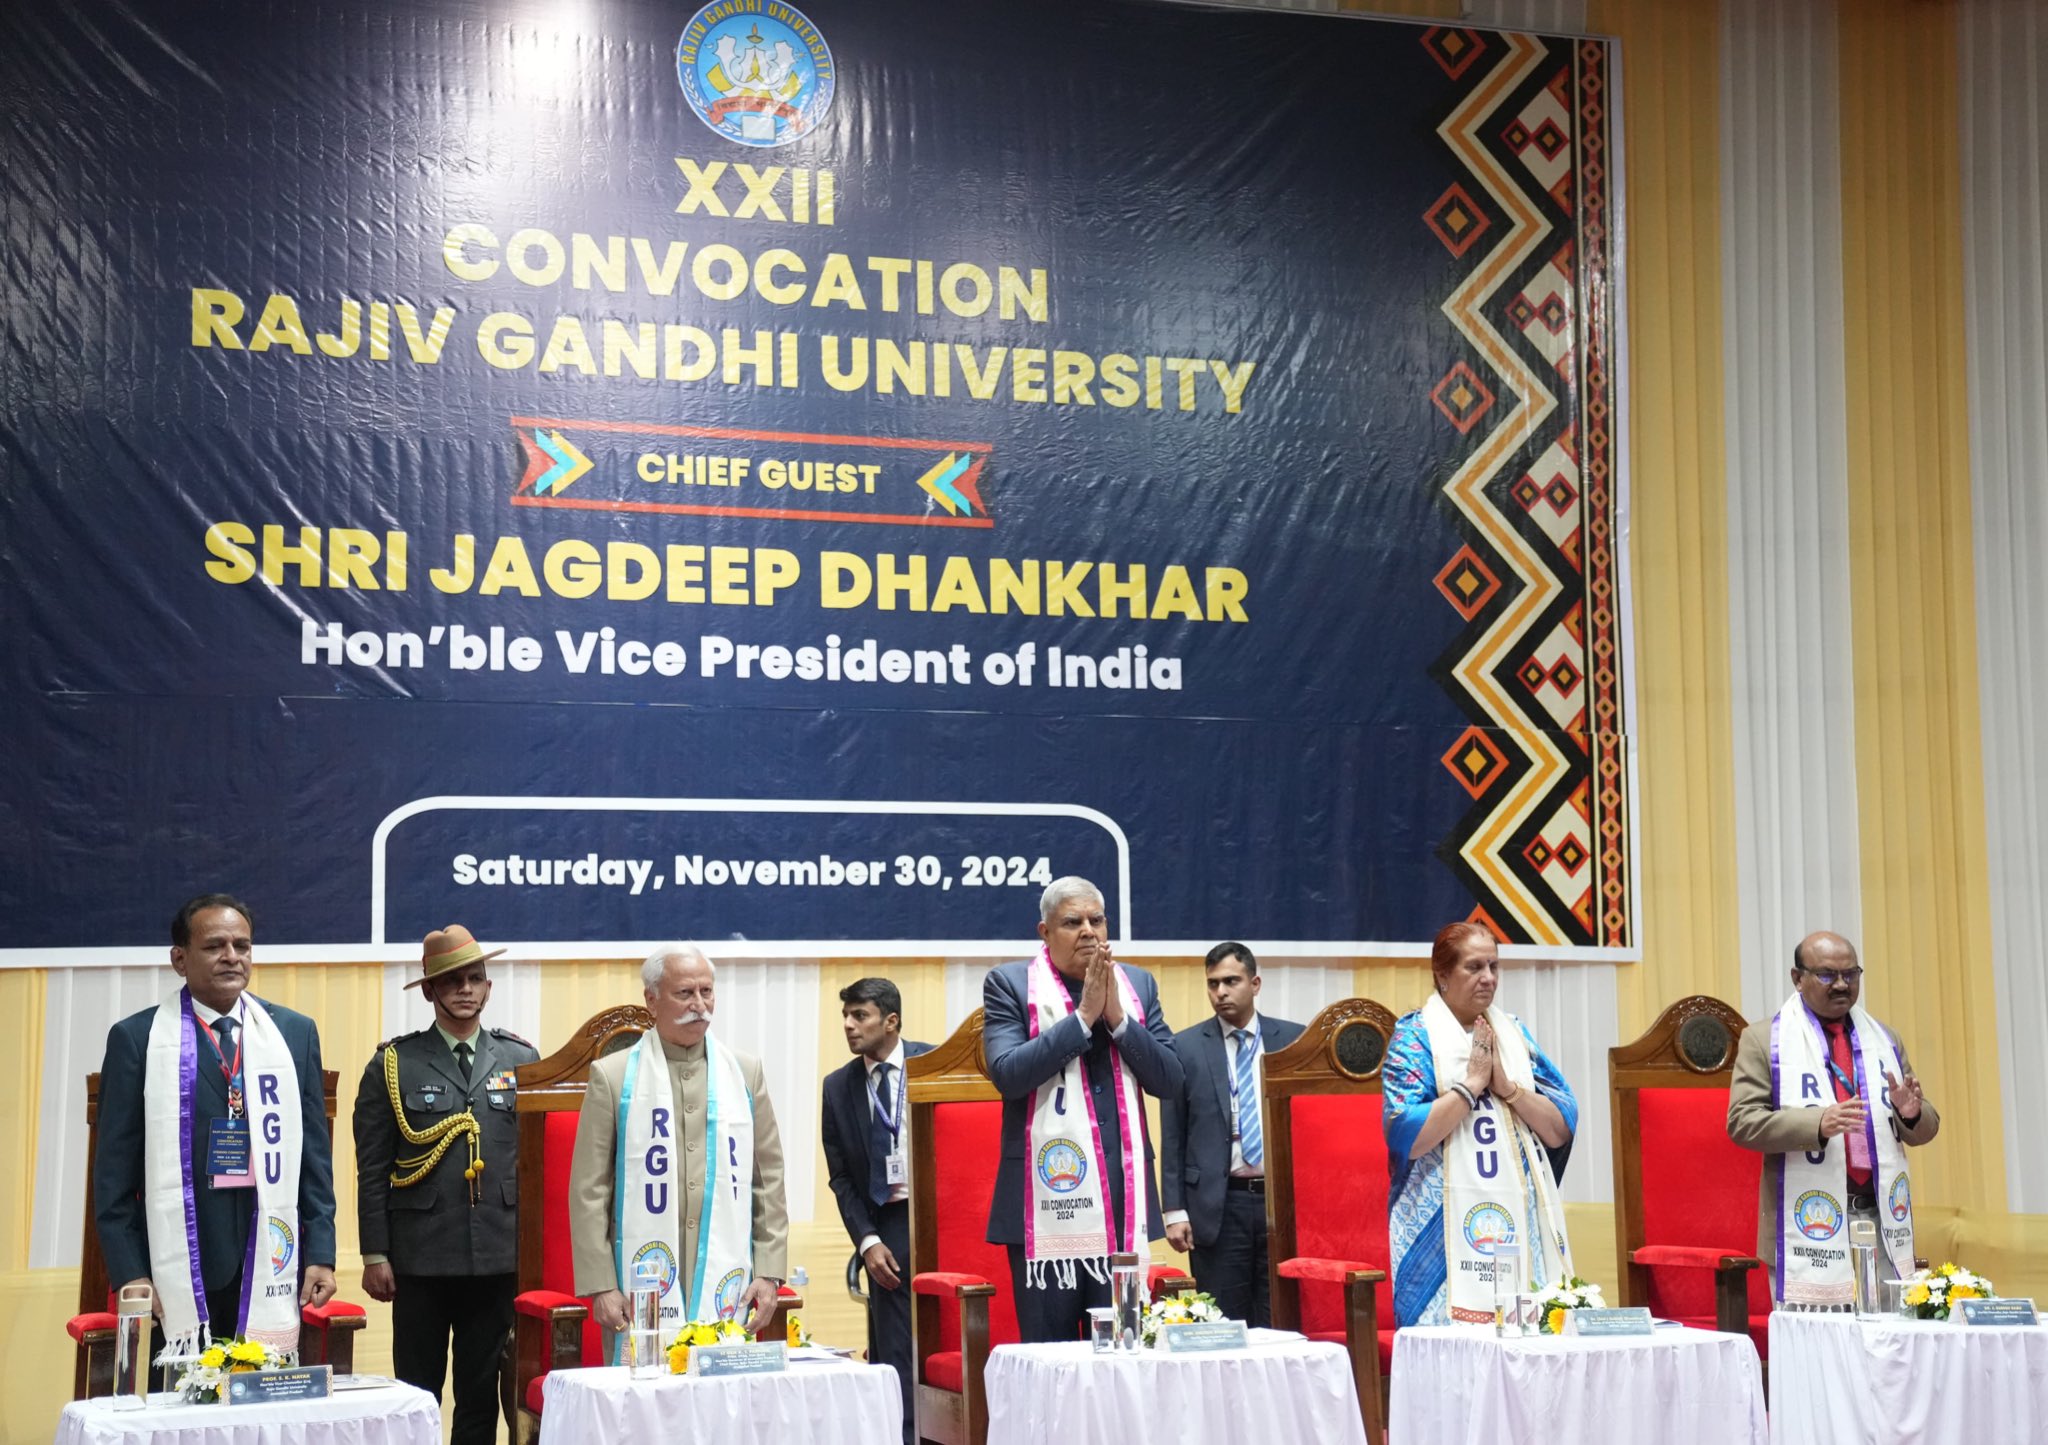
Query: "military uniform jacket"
352 1026 540 1277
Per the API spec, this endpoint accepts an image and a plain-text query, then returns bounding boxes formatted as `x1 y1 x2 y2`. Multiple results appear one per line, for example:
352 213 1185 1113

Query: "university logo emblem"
1461 1202 1515 1256
714 1267 748 1319
1036 1139 1087 1195
1888 1174 1911 1223
677 4 835 148
1794 1189 1844 1241
632 1241 679 1295
268 1217 295 1275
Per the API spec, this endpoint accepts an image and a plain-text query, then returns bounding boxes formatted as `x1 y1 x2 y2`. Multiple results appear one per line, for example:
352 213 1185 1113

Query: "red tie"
1824 1019 1873 1193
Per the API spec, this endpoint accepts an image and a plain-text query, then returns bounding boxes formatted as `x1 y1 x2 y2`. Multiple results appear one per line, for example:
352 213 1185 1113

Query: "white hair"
1039 876 1104 924
641 943 714 991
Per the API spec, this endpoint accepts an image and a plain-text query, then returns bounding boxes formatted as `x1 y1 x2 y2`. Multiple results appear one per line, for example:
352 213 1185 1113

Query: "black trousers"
1005 1244 1113 1344
866 1200 915 1445
392 1272 515 1445
1189 1184 1271 1327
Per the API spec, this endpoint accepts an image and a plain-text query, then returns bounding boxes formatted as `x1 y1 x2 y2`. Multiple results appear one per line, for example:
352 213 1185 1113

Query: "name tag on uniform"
207 1117 254 1188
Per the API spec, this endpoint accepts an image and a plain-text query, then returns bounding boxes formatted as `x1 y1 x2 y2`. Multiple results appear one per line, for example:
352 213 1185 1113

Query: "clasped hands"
1073 946 1123 1031
1462 1017 1518 1102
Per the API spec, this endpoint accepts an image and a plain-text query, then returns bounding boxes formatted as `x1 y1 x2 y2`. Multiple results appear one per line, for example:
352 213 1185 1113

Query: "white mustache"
674 1010 711 1026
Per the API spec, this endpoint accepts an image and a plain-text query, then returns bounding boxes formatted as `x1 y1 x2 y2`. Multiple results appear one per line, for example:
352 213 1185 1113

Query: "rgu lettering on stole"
257 1072 285 1184
645 1107 671 1212
1802 1070 1827 1164
1473 1096 1499 1179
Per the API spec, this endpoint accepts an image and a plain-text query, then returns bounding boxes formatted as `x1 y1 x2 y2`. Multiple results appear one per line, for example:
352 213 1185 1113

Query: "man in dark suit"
1160 942 1303 1326
353 925 538 1445
983 877 1183 1343
821 978 930 1445
94 894 337 1348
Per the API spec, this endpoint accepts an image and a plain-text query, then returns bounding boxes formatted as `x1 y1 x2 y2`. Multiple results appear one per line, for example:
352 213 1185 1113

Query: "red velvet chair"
1261 998 1398 1445
67 1069 367 1398
905 1008 1192 1445
1608 995 1768 1355
506 1007 800 1444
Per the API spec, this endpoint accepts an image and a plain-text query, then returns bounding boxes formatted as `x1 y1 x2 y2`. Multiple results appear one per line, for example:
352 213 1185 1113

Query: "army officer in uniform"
353 926 539 1445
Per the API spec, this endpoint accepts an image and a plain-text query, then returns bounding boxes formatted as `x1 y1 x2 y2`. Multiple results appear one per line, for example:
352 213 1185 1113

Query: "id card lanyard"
870 1060 907 1185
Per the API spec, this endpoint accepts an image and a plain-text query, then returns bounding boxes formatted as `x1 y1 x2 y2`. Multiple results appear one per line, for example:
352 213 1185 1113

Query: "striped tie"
1232 1028 1262 1167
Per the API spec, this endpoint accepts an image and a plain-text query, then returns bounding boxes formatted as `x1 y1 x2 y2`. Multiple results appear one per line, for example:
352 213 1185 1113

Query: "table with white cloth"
1768 1310 2048 1445
55 1382 439 1445
982 1334 1366 1445
539 1355 902 1445
1390 1324 1767 1445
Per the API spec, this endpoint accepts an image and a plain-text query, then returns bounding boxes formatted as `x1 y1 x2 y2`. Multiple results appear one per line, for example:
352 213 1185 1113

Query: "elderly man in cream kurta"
569 946 788 1339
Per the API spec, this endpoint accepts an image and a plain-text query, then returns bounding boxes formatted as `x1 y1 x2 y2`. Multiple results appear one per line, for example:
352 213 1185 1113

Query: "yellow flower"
1949 1286 1980 1301
230 1341 267 1364
1904 1284 1929 1306
1939 1262 1958 1276
667 1344 690 1375
1547 1308 1566 1334
199 1347 226 1369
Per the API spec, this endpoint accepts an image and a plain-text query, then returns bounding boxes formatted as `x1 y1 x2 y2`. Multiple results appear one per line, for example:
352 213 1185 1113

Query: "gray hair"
641 943 714 991
1039 876 1104 924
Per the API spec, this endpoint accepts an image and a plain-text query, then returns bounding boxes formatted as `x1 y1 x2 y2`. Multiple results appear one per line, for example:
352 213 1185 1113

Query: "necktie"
1823 1020 1872 1185
212 1015 237 1055
1232 1028 1263 1168
455 1040 475 1085
868 1062 896 1208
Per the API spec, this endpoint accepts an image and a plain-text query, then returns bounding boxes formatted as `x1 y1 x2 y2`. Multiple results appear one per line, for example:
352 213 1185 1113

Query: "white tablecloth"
540 1357 901 1445
56 1383 438 1445
983 1335 1366 1445
1390 1325 1766 1445
1769 1311 2048 1445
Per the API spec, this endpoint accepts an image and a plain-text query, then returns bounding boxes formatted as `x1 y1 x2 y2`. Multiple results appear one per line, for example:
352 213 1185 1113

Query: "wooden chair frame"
1607 993 1760 1335
905 1008 1002 1445
71 1069 365 1398
1261 997 1398 1445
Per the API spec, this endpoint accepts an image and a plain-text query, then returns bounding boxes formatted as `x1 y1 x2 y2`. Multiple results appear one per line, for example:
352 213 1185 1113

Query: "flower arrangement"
1900 1262 1994 1321
1531 1275 1607 1335
665 1317 752 1374
1140 1289 1223 1347
173 1337 287 1402
784 1313 813 1348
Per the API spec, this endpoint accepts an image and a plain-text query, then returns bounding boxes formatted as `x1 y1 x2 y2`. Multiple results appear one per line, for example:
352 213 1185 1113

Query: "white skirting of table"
1768 1310 2048 1445
984 1337 1365 1445
55 1383 439 1445
1390 1324 1766 1445
540 1358 902 1445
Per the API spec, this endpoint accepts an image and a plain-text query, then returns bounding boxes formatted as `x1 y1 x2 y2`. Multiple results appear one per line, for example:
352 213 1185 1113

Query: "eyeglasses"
1798 965 1863 987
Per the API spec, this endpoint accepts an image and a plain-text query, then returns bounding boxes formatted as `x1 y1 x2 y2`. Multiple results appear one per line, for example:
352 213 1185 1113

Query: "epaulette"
490 1027 536 1049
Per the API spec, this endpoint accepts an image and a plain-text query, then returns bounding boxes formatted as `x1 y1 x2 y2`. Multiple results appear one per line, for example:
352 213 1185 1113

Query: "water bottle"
113 1284 153 1409
1849 1218 1882 1318
1109 1251 1143 1350
627 1261 665 1379
1492 1242 1524 1336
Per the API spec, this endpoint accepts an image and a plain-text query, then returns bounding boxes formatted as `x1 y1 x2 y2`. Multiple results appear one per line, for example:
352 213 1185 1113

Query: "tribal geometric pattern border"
1422 28 1631 949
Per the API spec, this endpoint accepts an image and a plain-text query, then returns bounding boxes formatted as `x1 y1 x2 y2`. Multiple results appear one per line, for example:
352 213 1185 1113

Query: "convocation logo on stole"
633 1241 679 1298
1794 1190 1844 1241
676 3 835 147
1036 1139 1087 1195
1888 1175 1912 1223
1462 1202 1515 1255
714 1267 747 1321
269 1217 295 1275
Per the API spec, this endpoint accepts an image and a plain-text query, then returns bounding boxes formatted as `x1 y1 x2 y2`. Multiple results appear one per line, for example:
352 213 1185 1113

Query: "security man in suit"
1161 942 1304 1326
352 925 538 1445
821 978 931 1445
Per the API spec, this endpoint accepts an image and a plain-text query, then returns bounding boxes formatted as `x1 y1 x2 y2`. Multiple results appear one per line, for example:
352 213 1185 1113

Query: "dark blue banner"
0 0 1631 956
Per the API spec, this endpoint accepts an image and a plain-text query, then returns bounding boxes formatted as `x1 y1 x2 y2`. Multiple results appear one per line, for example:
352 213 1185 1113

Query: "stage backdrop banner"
0 0 1632 961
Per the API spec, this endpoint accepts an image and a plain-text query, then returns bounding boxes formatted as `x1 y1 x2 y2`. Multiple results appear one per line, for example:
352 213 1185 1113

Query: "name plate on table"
226 1366 332 1404
1162 1322 1250 1353
1959 1298 2038 1327
1563 1308 1654 1338
691 1341 789 1376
